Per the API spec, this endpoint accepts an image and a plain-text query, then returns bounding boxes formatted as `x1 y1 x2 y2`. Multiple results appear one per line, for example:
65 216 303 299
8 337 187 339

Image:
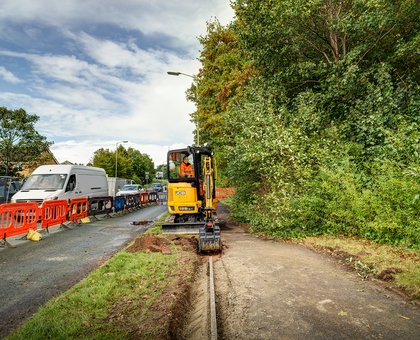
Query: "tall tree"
90 148 116 176
0 107 52 176
194 20 256 148
91 146 155 183
126 147 155 183
196 0 419 246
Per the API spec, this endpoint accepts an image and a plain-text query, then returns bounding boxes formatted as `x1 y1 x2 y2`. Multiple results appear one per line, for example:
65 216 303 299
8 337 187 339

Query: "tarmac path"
0 205 166 338
211 206 420 340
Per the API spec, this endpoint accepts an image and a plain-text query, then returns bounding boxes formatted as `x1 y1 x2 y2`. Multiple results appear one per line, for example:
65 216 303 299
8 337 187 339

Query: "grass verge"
7 215 198 339
303 236 420 302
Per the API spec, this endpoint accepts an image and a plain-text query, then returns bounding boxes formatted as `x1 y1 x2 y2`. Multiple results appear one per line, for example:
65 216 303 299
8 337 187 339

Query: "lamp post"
115 140 128 179
167 71 200 146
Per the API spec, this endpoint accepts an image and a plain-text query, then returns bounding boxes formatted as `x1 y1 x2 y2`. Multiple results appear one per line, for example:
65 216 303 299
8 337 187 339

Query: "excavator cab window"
168 151 195 180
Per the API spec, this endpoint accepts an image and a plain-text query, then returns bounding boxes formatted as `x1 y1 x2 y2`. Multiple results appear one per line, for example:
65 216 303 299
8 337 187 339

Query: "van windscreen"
22 174 67 190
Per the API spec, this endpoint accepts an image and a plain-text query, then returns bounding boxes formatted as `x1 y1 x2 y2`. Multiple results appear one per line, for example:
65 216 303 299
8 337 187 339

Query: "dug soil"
121 233 201 339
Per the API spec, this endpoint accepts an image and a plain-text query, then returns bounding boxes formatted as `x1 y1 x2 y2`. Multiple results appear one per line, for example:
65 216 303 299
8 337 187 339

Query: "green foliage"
126 147 155 183
196 0 420 247
194 19 256 156
91 146 155 182
155 163 167 180
91 148 114 175
8 248 190 339
0 107 52 176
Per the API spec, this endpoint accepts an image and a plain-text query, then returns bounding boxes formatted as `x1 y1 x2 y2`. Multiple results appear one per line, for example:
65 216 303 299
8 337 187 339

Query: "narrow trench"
175 258 211 340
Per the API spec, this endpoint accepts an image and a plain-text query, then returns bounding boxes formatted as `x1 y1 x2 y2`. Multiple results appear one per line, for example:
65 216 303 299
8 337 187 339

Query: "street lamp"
167 71 200 146
115 140 128 179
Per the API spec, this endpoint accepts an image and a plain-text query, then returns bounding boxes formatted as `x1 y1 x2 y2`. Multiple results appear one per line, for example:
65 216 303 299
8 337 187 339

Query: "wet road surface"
0 205 166 337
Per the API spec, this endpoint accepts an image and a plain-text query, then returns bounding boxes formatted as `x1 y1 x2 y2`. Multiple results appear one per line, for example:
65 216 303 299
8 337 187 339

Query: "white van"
11 165 108 205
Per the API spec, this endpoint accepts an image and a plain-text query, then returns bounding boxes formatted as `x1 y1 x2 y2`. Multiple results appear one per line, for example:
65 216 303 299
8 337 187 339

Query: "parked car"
116 184 143 196
0 176 22 204
149 183 163 192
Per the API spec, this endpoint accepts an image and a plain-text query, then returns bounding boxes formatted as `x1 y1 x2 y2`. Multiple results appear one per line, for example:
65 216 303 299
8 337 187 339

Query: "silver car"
116 184 143 196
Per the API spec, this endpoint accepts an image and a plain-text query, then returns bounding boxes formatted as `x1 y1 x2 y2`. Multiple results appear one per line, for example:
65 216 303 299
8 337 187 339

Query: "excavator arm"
198 156 221 252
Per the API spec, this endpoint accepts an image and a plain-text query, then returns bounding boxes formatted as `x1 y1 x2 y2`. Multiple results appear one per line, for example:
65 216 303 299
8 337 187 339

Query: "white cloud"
50 140 189 167
0 42 200 145
0 0 234 48
0 66 21 83
76 33 141 69
0 0 234 169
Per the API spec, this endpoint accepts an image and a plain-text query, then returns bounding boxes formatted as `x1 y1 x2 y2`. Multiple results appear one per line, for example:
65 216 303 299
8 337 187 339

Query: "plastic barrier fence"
0 194 162 245
148 192 158 203
68 198 89 223
131 194 141 208
0 202 39 239
124 194 139 210
114 196 125 212
88 196 114 217
140 192 149 205
41 200 68 229
158 192 168 202
216 187 236 199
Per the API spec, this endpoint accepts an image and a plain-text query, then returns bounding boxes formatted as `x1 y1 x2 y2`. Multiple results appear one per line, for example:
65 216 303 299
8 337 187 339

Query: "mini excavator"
162 146 221 252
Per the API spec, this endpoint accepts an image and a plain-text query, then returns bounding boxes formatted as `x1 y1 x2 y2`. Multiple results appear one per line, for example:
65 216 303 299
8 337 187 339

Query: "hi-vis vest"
180 162 194 177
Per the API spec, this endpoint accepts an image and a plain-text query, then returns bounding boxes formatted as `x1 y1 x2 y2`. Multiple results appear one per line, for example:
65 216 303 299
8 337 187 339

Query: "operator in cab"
179 155 194 178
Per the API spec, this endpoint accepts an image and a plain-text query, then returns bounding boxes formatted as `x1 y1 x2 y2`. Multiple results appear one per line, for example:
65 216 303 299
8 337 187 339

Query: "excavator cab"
163 146 221 252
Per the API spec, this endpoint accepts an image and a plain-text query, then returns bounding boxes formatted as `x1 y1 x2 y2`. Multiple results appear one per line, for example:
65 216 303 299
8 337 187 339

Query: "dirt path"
187 206 420 340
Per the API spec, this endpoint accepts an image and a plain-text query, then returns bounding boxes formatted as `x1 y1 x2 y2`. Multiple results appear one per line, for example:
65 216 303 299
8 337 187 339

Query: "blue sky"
0 0 234 166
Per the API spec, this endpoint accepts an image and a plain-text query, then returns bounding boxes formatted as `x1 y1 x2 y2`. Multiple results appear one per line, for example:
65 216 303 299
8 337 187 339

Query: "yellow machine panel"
167 182 201 214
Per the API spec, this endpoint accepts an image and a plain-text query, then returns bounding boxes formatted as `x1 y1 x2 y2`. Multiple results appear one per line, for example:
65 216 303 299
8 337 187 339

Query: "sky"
0 0 234 166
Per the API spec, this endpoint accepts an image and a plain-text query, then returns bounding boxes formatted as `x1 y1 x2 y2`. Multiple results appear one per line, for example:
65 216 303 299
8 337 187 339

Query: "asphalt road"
0 205 166 338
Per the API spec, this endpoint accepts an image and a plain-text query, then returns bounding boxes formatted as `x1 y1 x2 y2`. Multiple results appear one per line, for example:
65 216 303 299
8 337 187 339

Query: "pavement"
212 206 420 340
0 204 166 338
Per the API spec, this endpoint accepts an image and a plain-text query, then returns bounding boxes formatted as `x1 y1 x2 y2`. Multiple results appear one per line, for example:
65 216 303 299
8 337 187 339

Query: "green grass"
7 218 196 339
145 214 167 235
304 236 420 300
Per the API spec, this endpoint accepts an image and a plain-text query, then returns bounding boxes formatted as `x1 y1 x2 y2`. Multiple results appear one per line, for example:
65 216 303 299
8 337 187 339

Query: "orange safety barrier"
0 202 39 240
41 200 68 229
216 187 236 199
140 192 149 206
68 198 89 223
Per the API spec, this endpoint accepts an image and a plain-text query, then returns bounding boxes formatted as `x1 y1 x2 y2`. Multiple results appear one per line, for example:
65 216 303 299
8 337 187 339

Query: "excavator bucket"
198 223 221 253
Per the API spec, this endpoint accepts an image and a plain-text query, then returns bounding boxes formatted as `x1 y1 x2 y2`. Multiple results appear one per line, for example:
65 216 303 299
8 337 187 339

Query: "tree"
126 147 155 183
90 148 116 176
194 20 255 148
196 0 419 246
91 146 155 183
0 107 52 176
